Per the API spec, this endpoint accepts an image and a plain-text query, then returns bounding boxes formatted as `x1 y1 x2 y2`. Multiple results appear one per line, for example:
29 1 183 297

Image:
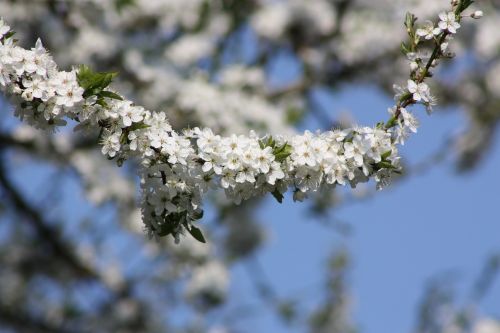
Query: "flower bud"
471 11 483 19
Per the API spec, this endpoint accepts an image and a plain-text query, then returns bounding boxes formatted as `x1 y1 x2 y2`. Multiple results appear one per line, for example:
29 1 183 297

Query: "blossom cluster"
0 29 84 129
0 2 478 242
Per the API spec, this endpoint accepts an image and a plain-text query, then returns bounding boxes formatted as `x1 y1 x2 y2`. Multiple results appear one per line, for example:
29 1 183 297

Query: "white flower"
235 167 256 183
21 78 46 101
145 111 172 133
101 131 121 157
148 190 177 215
56 84 84 108
344 136 368 167
31 39 52 77
10 47 34 75
266 162 285 185
225 152 242 170
400 108 419 134
149 128 169 149
0 18 10 39
220 169 235 189
438 12 460 34
416 21 441 40
295 166 322 192
119 102 144 127
253 146 274 173
324 159 347 185
292 138 317 166
196 127 219 152
407 79 431 102
128 131 139 151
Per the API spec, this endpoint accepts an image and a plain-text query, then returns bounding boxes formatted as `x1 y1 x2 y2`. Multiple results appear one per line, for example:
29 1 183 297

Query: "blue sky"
226 83 500 333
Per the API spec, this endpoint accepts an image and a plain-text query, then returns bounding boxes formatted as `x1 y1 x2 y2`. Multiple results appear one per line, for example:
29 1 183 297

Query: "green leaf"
99 90 123 100
77 65 118 98
128 122 151 131
456 0 474 14
378 161 397 170
187 225 206 243
404 12 417 32
271 189 284 204
401 42 410 55
119 131 128 144
95 98 109 108
273 142 292 163
381 150 392 160
2 31 16 40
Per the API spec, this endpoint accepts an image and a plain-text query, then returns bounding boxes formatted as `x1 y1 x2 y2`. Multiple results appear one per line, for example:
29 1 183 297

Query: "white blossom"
408 79 431 102
0 18 10 39
416 21 441 40
438 12 461 34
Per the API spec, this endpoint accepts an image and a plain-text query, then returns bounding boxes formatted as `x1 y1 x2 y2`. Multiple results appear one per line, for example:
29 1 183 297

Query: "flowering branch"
0 0 481 243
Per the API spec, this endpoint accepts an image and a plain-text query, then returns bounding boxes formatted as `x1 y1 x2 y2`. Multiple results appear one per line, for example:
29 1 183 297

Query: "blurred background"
0 0 499 332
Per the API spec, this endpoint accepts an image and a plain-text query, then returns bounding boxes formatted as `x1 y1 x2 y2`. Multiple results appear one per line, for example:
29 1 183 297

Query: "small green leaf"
95 98 109 108
188 225 206 243
378 161 397 169
456 0 474 14
99 90 123 100
381 150 392 160
128 122 151 131
401 42 410 55
119 131 128 144
271 189 284 203
77 65 118 98
404 12 417 32
2 31 16 40
273 142 292 162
